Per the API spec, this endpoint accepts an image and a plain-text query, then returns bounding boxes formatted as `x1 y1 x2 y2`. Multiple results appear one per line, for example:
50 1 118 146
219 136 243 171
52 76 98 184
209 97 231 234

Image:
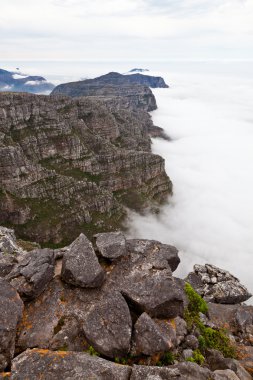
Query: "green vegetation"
186 349 205 365
86 346 100 357
156 351 175 366
184 283 236 360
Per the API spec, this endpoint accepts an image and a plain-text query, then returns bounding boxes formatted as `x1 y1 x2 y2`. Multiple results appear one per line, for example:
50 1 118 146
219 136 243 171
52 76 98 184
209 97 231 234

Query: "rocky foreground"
0 226 253 379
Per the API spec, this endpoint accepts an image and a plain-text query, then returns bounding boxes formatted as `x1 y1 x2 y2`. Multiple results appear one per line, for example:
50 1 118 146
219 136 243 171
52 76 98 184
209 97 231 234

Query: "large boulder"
6 248 55 300
61 234 105 288
186 264 251 304
11 349 132 380
83 291 132 358
132 312 175 355
95 232 127 259
0 227 24 277
0 278 23 371
213 369 240 380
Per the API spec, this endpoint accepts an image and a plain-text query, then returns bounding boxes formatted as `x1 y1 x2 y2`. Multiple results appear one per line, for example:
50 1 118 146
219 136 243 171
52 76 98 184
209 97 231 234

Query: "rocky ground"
0 226 253 379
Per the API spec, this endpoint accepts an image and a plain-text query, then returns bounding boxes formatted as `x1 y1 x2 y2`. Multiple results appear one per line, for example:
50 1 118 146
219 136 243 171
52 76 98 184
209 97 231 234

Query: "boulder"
6 248 55 300
186 264 251 304
174 316 188 345
61 234 105 288
95 232 127 259
0 278 23 371
83 292 132 358
132 312 175 355
11 349 132 380
237 345 253 376
213 369 240 380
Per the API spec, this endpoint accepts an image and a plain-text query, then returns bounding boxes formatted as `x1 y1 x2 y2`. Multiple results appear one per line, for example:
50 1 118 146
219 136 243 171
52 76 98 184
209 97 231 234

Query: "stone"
186 264 251 304
184 335 199 350
182 349 193 360
11 349 132 380
132 312 175 356
6 248 55 300
95 231 127 259
0 278 23 371
83 292 132 358
175 316 188 345
213 369 240 380
237 345 253 376
61 233 105 288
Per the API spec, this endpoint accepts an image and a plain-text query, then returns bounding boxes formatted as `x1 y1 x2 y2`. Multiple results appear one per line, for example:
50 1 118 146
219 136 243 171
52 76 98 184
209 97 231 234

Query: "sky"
1 0 253 61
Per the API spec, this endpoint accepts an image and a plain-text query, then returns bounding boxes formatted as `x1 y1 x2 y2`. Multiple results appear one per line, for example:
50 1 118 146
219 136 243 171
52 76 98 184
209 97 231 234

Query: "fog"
127 64 253 294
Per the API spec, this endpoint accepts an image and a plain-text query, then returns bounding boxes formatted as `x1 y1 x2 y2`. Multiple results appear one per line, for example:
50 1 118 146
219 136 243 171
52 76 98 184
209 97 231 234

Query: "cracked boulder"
186 264 251 304
6 248 55 301
61 233 105 288
95 232 127 259
0 278 23 371
83 291 132 358
11 349 132 380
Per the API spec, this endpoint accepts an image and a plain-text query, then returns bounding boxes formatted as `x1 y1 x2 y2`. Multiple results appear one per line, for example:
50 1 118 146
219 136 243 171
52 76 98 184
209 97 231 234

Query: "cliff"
0 92 171 245
0 227 252 379
51 72 167 111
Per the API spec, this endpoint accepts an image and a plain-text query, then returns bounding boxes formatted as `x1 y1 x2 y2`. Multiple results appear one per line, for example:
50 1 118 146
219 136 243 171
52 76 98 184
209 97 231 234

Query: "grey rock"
184 335 199 350
182 349 193 360
175 316 188 345
0 227 24 256
0 278 23 371
207 350 251 380
61 233 105 288
95 232 127 259
6 248 55 300
83 292 132 358
11 349 132 380
213 369 240 380
186 264 251 304
132 312 174 356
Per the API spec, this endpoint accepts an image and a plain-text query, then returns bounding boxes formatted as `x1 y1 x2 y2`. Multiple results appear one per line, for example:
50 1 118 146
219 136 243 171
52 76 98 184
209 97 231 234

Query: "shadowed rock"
0 278 23 371
61 233 105 288
132 312 175 355
6 249 55 300
11 349 132 380
95 232 127 259
83 292 132 358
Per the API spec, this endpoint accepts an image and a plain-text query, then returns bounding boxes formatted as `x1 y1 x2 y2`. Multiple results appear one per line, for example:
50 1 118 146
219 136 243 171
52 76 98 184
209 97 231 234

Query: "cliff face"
51 72 158 111
0 93 171 245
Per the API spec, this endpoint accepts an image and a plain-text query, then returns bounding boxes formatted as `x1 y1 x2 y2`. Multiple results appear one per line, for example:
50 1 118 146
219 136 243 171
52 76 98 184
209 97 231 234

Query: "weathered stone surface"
130 362 213 380
175 316 188 346
207 350 251 380
0 278 23 371
0 92 171 244
11 349 132 380
95 232 127 259
83 291 132 358
183 335 199 350
61 233 104 288
186 264 251 304
126 239 180 272
6 248 55 300
237 345 253 376
132 312 175 355
213 369 240 380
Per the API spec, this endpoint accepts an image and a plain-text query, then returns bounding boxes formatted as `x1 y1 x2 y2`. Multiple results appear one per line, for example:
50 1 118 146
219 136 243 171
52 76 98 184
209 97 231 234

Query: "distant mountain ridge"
0 68 55 94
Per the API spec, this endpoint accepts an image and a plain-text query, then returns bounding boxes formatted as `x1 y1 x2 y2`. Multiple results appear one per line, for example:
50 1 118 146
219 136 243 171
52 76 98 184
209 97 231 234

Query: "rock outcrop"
0 92 171 244
0 228 252 379
51 72 168 111
0 68 54 94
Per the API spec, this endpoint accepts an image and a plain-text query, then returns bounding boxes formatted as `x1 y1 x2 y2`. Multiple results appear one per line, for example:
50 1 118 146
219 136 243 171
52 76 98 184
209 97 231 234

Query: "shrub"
187 349 205 365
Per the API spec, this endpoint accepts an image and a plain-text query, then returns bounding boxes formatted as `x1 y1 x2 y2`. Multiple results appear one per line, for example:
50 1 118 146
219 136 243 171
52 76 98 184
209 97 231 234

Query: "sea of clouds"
127 63 253 294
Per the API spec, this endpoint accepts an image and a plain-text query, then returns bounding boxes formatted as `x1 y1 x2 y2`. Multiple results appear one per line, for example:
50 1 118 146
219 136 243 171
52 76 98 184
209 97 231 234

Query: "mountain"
0 92 171 245
0 68 55 94
51 71 168 102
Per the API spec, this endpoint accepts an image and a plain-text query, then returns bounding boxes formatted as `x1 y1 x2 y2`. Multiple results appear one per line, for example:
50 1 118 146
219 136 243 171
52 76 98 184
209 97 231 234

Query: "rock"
11 349 132 380
132 312 175 355
83 292 132 358
182 349 194 360
61 233 104 288
0 92 171 244
184 335 199 350
6 248 55 300
126 239 180 272
213 369 240 380
0 278 23 371
186 264 251 304
130 362 213 379
95 232 127 259
175 316 188 345
237 345 253 376
0 227 24 256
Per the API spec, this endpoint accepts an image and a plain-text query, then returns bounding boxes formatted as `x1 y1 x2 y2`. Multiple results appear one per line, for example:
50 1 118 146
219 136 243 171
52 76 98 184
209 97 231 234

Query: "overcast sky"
1 0 253 61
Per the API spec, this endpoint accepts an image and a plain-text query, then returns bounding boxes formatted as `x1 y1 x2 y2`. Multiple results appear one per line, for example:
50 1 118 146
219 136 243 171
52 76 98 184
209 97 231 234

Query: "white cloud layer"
1 0 253 60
